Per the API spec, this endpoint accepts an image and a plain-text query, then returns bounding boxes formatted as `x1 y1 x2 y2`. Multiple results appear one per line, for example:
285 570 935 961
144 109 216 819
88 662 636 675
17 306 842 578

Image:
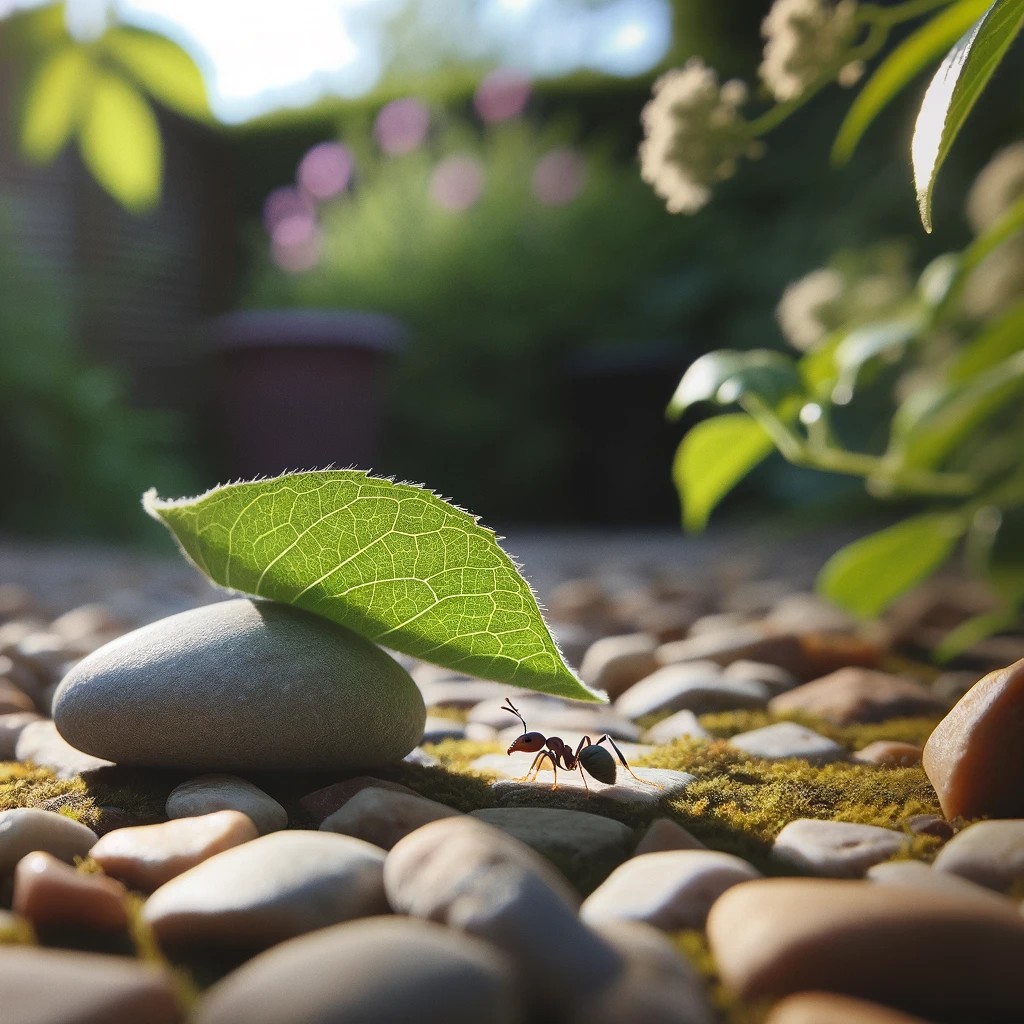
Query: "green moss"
0 762 100 828
0 913 35 946
675 930 769 1024
697 711 940 750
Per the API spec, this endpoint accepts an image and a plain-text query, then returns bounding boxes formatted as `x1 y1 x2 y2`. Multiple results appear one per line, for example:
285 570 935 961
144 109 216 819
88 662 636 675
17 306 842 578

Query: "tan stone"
91 810 259 892
321 789 460 850
769 668 943 725
765 992 932 1024
0 678 35 714
13 851 128 930
579 633 659 699
0 712 43 760
853 741 923 767
299 777 418 825
932 819 1024 892
922 657 1024 819
707 878 1024 1019
634 818 705 855
0 808 97 872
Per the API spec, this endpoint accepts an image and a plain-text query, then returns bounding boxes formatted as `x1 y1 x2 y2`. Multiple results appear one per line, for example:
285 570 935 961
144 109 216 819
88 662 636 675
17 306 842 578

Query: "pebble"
853 741 922 766
165 774 287 835
932 819 1024 893
143 830 388 952
15 719 114 777
49 603 128 654
471 807 632 875
932 669 979 706
13 850 128 930
321 788 461 850
421 716 467 743
299 777 418 825
385 816 619 1010
581 850 760 930
642 709 711 745
634 818 706 854
615 663 769 719
922 657 1024 819
772 819 906 877
90 811 259 892
769 667 944 725
866 859 1016 905
0 679 35 715
707 878 1024 1018
570 920 716 1024
578 633 659 699
472 695 640 741
0 947 182 1024
657 628 806 676
729 721 847 764
52 598 425 771
0 711 43 760
762 591 858 634
722 659 799 694
0 808 97 873
765 992 933 1024
195 916 522 1024
903 813 954 840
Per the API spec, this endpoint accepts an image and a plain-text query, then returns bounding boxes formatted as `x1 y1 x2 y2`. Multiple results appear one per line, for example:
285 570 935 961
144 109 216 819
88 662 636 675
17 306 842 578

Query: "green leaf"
20 46 91 162
104 28 210 120
667 350 802 418
912 0 1024 232
949 301 1024 382
818 513 964 617
834 317 921 376
78 71 162 211
934 605 1021 662
833 0 990 165
673 414 774 532
144 471 601 702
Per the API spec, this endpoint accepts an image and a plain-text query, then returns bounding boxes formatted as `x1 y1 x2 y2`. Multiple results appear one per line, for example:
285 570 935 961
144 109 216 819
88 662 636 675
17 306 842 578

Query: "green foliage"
912 0 1024 231
145 471 599 700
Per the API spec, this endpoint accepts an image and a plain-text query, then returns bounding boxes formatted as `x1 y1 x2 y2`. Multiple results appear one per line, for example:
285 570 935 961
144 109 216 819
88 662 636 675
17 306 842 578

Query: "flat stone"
471 807 632 875
165 775 287 835
0 947 182 1024
91 811 259 892
403 746 440 767
615 664 768 719
144 830 388 952
657 628 807 675
922 657 1024 819
707 878 1024 1018
729 722 847 764
52 599 425 771
933 819 1024 892
634 818 706 854
13 850 128 930
570 920 716 1024
643 709 711 745
15 719 114 777
773 819 906 877
762 592 859 634
321 788 460 850
722 659 799 694
421 716 466 743
578 633 659 699
0 711 43 760
0 678 35 715
765 992 933 1024
299 777 418 825
853 741 923 766
581 849 760 930
385 816 619 1011
0 808 97 873
195 917 521 1024
866 859 1017 906
770 668 943 725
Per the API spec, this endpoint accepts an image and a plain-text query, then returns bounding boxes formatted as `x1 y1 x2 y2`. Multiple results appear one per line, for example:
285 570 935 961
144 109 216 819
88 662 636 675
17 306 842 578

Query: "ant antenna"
502 697 527 736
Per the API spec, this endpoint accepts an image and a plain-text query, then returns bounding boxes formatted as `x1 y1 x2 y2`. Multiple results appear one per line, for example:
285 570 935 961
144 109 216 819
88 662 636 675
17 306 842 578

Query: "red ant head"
507 731 546 754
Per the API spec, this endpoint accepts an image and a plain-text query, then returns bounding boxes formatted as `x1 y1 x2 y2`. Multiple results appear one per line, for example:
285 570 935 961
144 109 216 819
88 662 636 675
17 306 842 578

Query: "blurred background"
0 0 1018 541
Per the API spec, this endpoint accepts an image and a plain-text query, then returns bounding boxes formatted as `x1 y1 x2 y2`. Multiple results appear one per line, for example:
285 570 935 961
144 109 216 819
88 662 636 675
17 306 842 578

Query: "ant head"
508 732 546 754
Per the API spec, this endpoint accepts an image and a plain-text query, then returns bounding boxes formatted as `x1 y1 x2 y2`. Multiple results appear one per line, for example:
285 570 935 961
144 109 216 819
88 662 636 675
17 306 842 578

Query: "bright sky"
108 0 671 123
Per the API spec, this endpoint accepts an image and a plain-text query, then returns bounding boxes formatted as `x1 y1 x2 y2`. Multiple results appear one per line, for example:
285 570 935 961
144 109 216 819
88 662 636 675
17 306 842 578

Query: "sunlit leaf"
144 471 601 701
667 350 802 418
673 414 774 532
78 71 162 211
20 46 91 162
833 0 990 165
948 300 1024 382
105 28 210 120
934 605 1021 661
834 317 921 376
912 0 1024 232
818 513 964 617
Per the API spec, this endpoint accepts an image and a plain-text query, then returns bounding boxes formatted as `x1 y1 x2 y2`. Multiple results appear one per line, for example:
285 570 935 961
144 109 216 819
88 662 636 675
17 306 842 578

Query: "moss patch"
675 930 769 1024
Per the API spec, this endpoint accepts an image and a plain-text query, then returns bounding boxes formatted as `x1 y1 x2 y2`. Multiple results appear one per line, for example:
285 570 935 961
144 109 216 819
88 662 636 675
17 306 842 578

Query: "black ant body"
501 697 654 794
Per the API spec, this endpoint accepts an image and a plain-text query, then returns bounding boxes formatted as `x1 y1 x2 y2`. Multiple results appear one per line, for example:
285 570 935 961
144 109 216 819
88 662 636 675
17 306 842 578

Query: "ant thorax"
545 735 572 764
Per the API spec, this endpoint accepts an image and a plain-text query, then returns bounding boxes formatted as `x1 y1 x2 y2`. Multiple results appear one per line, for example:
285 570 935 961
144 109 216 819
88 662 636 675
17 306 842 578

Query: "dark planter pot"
211 310 406 479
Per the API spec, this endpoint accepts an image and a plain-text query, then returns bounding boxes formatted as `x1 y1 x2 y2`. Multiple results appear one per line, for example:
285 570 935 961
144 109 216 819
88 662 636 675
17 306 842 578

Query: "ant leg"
596 735 661 788
524 750 558 790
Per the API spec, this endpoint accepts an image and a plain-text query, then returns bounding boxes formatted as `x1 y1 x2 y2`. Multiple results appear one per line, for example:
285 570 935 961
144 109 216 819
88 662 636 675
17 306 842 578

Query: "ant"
501 697 656 795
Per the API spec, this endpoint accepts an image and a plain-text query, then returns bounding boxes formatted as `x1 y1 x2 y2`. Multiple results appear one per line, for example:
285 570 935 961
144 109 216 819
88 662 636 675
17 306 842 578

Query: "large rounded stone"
52 599 425 772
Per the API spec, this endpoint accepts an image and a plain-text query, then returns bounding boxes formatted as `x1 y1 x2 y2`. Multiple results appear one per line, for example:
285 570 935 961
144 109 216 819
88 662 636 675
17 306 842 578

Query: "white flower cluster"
776 268 845 350
640 59 752 215
760 0 859 102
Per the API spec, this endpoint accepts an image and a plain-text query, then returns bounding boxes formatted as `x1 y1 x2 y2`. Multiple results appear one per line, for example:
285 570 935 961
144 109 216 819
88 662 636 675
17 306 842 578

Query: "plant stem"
859 0 958 28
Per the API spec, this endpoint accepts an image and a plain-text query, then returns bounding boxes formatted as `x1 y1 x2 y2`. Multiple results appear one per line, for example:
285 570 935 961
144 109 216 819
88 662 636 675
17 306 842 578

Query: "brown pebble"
320 789 460 850
0 678 35 715
634 818 706 855
13 851 128 930
853 741 923 767
299 777 418 825
707 878 1024 1019
903 814 954 840
91 811 259 892
765 991 932 1024
922 657 1024 820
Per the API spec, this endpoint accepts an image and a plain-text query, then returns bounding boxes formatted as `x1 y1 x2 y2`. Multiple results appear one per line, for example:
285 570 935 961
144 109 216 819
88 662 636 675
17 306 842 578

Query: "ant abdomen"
579 743 616 784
